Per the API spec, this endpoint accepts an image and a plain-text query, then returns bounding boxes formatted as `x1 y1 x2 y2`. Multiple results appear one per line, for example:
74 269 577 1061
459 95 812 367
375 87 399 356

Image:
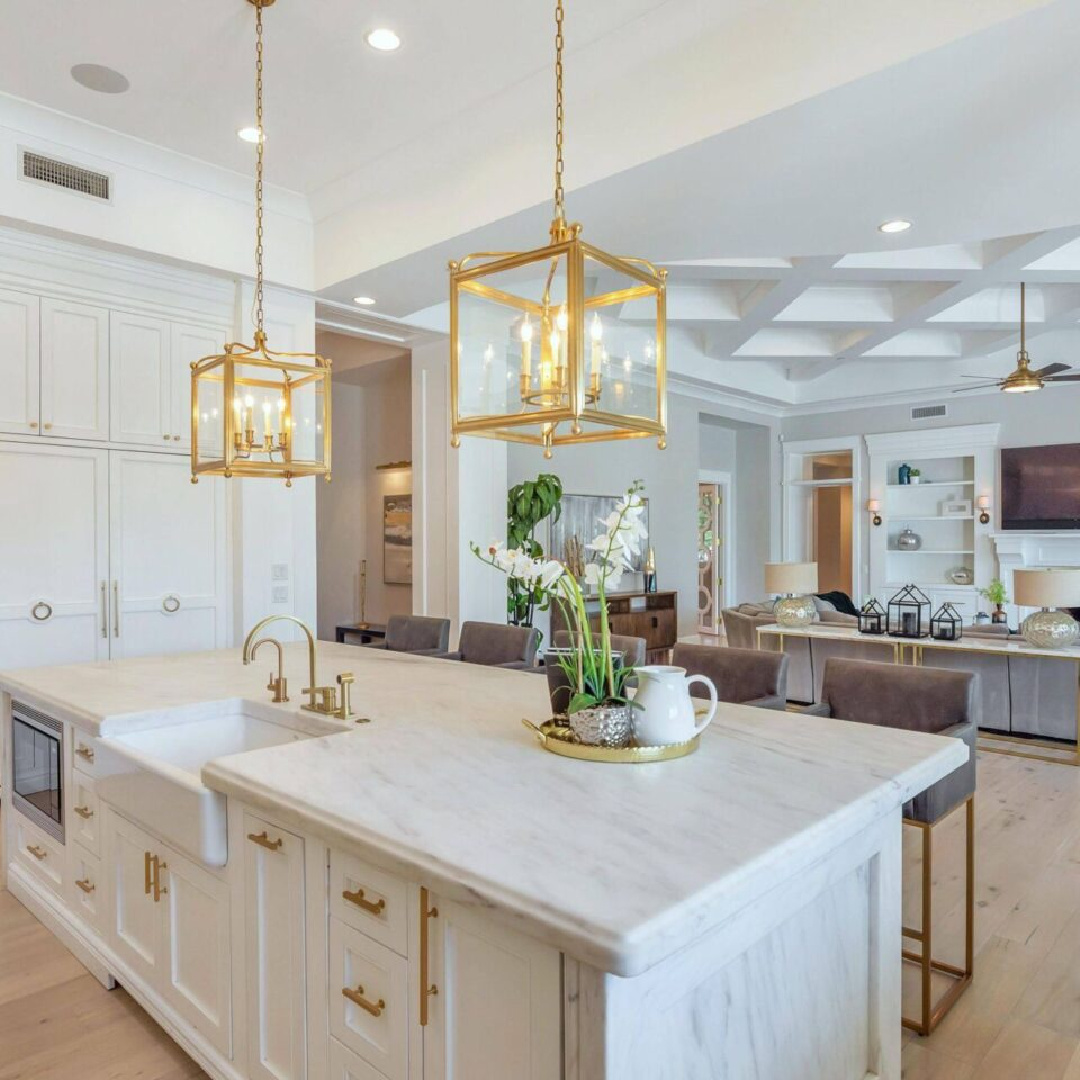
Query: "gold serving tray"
522 719 700 764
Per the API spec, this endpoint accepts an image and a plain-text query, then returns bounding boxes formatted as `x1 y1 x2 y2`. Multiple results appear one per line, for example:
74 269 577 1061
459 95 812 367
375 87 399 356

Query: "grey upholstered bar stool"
362 615 450 654
672 644 788 710
431 621 541 670
806 658 976 1036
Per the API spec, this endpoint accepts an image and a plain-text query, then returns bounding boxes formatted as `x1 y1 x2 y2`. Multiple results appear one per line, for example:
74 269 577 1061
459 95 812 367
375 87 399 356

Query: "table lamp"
1013 568 1080 648
764 562 819 628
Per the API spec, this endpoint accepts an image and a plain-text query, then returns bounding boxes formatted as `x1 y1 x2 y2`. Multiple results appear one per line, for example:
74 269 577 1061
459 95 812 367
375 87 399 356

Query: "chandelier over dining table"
448 0 668 458
190 0 332 486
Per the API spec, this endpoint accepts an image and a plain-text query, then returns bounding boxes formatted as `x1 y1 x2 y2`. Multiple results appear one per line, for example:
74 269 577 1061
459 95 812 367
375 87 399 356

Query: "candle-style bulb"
520 319 533 343
557 305 568 333
590 313 603 342
244 394 254 408
483 344 495 364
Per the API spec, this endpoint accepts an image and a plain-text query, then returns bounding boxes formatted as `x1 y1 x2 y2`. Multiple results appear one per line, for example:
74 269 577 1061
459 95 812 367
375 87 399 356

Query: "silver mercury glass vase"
1021 608 1080 649
774 593 817 628
569 704 634 748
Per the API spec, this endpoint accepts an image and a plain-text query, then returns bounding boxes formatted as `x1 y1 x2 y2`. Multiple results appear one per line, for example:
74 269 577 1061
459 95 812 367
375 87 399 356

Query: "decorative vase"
568 704 634 748
774 593 816 628
897 529 922 551
632 666 718 746
910 475 922 485
898 463 911 485
991 604 1008 625
1020 608 1080 649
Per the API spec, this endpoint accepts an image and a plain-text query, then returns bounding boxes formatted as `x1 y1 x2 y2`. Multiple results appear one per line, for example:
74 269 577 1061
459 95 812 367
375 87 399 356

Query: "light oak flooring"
2 748 1080 1078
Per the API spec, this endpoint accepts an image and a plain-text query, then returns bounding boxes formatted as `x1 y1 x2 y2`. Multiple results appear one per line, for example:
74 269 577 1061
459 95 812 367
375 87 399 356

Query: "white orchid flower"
539 560 565 588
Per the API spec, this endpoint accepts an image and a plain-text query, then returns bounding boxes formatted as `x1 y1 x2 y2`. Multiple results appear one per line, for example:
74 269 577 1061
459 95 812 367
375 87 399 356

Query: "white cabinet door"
171 322 223 452
160 846 232 1057
243 812 307 1080
0 288 40 435
110 312 170 447
0 441 109 666
421 894 561 1080
108 814 162 986
40 298 109 441
109 451 227 658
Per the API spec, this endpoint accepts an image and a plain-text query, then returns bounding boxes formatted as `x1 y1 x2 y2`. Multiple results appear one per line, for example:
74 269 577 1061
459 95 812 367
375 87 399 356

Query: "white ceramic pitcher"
632 665 718 746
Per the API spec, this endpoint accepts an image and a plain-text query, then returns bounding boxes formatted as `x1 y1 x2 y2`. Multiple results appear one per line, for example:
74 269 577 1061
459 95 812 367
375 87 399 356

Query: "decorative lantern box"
887 584 931 639
857 597 886 635
930 603 964 642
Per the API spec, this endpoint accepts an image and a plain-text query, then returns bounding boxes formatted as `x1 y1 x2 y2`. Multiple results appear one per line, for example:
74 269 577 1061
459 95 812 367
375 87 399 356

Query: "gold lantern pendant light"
448 0 667 459
191 0 332 487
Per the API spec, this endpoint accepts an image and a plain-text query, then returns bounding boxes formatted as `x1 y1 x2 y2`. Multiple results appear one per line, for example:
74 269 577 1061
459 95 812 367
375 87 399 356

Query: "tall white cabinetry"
865 424 1000 617
41 298 110 441
0 288 39 434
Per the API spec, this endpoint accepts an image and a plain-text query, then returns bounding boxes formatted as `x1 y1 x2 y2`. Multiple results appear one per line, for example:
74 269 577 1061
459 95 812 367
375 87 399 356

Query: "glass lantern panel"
456 252 568 422
287 368 328 467
582 252 660 425
194 360 225 465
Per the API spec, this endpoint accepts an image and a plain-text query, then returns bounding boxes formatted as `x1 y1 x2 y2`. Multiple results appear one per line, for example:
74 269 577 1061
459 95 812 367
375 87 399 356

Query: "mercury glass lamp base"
1021 608 1080 650
774 594 816 629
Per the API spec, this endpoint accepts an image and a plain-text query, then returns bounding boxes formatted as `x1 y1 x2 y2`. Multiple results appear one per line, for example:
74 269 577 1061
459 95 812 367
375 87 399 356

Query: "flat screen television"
1001 443 1080 530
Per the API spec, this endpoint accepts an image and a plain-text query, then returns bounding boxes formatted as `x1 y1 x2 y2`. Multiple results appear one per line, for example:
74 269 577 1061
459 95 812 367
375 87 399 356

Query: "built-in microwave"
10 701 64 843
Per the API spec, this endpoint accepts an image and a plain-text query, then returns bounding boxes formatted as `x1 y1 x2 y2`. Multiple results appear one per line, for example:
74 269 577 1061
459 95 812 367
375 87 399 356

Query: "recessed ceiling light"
353 296 377 306
878 219 912 235
237 126 265 144
70 63 130 95
366 28 401 51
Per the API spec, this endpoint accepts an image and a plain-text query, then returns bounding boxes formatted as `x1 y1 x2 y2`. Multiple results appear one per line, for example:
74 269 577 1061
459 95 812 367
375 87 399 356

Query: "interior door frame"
698 470 734 612
781 436 864 601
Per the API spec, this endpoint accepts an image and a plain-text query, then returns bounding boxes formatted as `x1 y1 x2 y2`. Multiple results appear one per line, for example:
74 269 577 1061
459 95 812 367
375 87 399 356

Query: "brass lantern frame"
449 221 668 456
190 332 331 486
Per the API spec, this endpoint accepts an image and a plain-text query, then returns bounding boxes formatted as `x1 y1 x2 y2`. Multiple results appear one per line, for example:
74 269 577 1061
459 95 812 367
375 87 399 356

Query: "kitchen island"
1 641 966 1080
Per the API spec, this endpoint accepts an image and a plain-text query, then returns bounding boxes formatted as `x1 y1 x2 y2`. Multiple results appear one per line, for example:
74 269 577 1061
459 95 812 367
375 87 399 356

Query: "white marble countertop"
757 620 1080 660
0 641 966 977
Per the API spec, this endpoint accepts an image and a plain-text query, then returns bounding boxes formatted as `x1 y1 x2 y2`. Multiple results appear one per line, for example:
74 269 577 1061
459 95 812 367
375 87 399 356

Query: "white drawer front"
330 849 408 956
72 732 103 779
330 918 409 1080
13 814 64 894
330 1038 390 1080
70 772 101 856
69 849 104 933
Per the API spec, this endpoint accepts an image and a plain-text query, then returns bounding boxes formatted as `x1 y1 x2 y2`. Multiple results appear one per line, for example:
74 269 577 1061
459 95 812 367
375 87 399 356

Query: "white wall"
315 337 413 640
0 94 313 290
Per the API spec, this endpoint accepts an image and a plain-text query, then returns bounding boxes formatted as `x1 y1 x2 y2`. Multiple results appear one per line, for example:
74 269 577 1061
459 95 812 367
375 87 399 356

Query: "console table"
757 622 1080 767
551 590 678 662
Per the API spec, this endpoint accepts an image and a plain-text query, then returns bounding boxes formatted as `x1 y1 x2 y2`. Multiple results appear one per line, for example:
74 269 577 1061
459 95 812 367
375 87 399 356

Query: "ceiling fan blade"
952 383 1001 393
959 374 1003 380
1044 374 1080 382
1031 362 1071 378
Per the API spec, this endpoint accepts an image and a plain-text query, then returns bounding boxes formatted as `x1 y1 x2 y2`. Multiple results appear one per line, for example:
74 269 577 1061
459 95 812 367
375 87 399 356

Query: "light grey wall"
316 353 413 639
781 386 1080 447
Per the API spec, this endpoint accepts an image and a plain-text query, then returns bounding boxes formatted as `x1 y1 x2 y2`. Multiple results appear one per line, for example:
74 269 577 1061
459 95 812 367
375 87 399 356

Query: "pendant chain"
253 0 266 336
554 0 565 224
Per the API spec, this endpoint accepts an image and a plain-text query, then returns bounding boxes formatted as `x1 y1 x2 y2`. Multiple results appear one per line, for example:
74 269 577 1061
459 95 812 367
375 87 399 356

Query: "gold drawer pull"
76 878 96 894
153 858 167 903
342 887 386 916
420 886 439 1026
74 805 94 820
342 985 385 1018
75 745 95 763
26 845 47 860
247 831 283 852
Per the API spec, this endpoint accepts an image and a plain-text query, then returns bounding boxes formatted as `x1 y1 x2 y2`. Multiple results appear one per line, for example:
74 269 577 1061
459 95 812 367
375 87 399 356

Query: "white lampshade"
765 561 818 595
866 499 881 513
1013 567 1080 608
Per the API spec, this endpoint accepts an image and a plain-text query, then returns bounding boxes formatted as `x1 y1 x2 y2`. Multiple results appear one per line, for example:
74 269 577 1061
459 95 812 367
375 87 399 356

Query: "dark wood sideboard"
550 590 678 662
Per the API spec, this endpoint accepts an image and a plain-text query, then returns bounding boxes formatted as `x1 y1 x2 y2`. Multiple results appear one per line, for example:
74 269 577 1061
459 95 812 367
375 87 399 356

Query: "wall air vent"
910 404 947 422
19 149 111 202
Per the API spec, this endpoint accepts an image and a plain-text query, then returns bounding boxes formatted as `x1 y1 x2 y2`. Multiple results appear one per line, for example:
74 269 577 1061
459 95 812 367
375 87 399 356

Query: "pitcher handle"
685 675 718 734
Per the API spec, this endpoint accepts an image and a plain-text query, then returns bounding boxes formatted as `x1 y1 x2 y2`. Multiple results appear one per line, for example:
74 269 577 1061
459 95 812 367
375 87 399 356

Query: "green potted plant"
474 481 646 747
979 578 1009 624
505 473 563 627
909 467 922 486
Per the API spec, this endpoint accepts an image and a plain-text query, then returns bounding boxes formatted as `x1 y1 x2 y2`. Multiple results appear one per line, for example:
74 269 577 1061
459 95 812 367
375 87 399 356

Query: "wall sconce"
867 499 882 526
976 495 991 525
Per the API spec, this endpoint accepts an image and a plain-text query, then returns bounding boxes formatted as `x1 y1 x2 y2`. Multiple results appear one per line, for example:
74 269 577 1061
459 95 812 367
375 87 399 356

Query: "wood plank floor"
2 747 1079 1078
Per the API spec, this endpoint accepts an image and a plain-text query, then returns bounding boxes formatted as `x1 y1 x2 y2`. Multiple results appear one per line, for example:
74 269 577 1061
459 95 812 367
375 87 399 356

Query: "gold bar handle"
75 744 95 763
153 857 167 903
76 878 96 894
247 831 284 852
342 985 385 1018
26 845 47 860
342 887 386 916
73 805 94 820
420 886 439 1027
144 851 153 895
101 581 108 639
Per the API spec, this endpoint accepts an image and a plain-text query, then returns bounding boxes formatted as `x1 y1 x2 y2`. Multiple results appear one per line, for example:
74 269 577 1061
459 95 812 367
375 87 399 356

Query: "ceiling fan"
954 281 1080 394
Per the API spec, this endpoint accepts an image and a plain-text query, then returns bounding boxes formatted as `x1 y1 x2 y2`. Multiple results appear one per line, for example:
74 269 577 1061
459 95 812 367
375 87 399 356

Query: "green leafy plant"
505 474 563 626
979 578 1009 606
475 481 646 713
909 468 921 477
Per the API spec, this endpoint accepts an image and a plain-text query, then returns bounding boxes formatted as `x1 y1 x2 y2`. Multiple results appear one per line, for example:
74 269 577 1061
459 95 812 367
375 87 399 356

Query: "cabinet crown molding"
864 423 1001 456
